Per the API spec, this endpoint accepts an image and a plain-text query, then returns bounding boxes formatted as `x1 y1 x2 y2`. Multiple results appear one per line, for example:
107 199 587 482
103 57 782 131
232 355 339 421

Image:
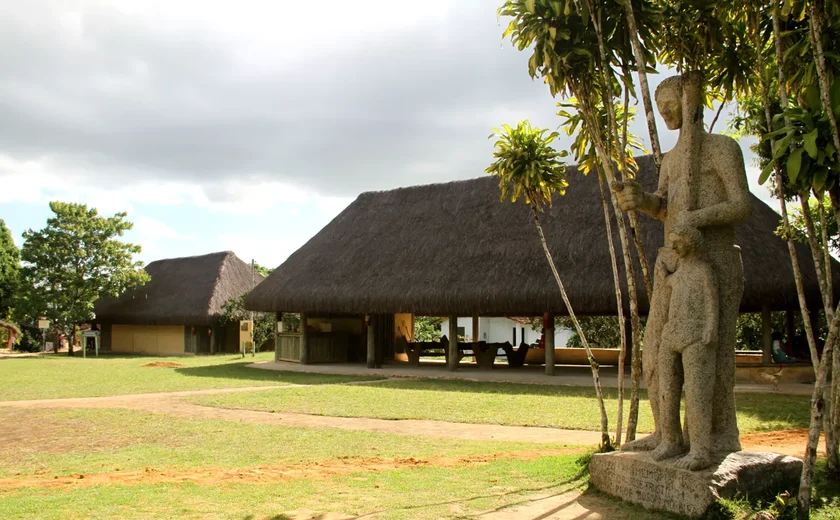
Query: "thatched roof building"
95 251 263 355
246 156 834 317
96 251 263 325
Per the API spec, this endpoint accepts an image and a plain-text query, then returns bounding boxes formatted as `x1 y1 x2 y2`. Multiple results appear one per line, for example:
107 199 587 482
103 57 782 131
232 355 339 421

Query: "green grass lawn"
0 353 383 400
2 406 661 520
191 378 812 434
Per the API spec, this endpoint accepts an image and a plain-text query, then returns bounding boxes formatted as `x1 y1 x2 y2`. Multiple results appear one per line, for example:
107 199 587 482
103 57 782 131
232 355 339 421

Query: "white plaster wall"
439 317 574 346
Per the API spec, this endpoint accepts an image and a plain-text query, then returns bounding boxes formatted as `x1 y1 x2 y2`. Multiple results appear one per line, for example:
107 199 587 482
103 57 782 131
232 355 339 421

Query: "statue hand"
611 179 646 212
702 329 716 346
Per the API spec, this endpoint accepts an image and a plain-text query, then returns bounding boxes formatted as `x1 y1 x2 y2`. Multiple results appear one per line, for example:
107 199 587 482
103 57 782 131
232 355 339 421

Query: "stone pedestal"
590 451 802 518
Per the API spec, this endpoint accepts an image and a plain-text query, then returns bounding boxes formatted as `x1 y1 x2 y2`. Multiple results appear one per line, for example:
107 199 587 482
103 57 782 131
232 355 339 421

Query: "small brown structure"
245 156 835 370
94 251 263 355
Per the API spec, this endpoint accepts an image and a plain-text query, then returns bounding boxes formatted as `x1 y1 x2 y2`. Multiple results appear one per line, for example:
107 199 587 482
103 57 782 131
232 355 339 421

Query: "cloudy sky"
0 0 774 268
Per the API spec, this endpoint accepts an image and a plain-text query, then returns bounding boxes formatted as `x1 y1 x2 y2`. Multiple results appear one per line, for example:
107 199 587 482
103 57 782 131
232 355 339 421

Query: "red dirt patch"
141 362 185 368
741 428 825 457
0 448 582 491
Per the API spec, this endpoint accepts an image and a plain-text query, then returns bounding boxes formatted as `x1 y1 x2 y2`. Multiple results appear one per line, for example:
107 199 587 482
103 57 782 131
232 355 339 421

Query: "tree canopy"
0 219 20 320
19 202 148 354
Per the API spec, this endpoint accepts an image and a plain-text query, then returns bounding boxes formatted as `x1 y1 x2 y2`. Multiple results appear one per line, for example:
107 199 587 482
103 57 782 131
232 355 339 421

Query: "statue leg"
675 343 716 470
651 345 686 461
710 248 743 453
622 250 671 451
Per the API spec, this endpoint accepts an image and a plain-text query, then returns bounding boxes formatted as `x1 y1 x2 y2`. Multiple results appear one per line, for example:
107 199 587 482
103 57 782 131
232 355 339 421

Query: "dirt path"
0 387 821 452
0 387 602 445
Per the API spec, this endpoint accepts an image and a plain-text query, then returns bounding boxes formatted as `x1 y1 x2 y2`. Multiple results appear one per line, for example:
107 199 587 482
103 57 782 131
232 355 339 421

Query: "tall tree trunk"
584 2 646 442
773 6 821 371
799 301 839 518
620 0 662 169
802 192 840 471
808 0 840 155
598 167 628 446
69 323 76 357
531 206 611 449
576 96 643 442
808 0 840 478
800 194 833 320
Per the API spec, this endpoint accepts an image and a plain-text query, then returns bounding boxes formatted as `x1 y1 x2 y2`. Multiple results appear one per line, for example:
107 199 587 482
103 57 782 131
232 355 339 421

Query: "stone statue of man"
612 72 752 460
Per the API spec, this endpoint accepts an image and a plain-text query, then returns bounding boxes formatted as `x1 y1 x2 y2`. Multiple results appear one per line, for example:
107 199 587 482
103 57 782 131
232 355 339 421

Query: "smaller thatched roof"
95 251 263 326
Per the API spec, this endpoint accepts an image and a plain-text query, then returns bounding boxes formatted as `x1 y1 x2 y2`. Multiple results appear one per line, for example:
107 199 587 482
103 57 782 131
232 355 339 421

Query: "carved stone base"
589 451 802 518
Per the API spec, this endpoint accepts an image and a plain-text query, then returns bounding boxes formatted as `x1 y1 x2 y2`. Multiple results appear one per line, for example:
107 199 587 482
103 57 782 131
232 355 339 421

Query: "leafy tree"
0 219 20 320
19 202 148 355
220 295 274 351
776 195 840 255
414 316 442 342
559 316 622 349
254 263 274 277
487 120 612 450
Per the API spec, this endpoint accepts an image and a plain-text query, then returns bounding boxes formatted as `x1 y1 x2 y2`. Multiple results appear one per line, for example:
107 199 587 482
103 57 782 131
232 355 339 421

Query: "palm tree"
486 121 612 450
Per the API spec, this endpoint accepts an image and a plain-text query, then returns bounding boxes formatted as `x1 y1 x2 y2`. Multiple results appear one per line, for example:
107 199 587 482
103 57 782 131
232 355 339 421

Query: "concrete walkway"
249 360 815 395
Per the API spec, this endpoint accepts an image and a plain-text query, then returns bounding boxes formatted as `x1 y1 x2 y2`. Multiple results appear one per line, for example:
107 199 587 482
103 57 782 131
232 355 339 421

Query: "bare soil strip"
0 449 583 491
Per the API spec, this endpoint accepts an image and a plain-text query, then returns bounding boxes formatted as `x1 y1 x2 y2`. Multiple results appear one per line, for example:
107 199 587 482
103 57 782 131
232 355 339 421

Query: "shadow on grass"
174 363 387 386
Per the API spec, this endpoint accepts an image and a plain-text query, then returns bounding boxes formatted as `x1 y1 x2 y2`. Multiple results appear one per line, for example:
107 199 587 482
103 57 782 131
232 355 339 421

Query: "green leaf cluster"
0 219 20 320
485 121 569 211
18 202 149 336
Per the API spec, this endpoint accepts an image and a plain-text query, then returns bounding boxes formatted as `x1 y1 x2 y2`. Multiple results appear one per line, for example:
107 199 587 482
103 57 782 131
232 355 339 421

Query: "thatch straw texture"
95 251 263 325
246 156 835 316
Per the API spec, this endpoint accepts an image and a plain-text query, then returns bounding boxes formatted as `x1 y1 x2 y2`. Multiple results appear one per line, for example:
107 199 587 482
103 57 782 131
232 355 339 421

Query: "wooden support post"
761 305 772 364
210 325 216 355
448 315 459 372
366 314 376 369
786 309 796 343
544 313 555 376
299 312 309 365
472 314 479 342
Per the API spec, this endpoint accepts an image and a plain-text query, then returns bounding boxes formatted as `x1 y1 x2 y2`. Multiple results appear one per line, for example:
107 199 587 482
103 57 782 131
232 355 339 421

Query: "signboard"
38 320 50 330
82 330 100 337
44 342 54 352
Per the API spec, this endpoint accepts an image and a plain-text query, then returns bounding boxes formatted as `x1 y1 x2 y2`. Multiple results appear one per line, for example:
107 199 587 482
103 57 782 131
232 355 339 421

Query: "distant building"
94 251 263 355
439 316 574 347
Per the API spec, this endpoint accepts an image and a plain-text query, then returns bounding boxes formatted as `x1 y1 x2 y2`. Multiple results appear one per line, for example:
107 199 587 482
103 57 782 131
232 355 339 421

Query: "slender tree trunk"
584 4 646 441
808 0 840 155
818 196 833 308
531 206 611 449
773 5 821 372
621 0 662 169
799 300 840 518
575 95 643 442
708 101 726 134
801 194 833 320
598 167 627 446
69 323 76 357
808 0 840 477
802 192 840 472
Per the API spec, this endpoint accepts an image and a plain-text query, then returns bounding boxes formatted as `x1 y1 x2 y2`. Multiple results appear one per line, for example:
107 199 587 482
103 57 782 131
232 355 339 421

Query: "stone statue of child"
652 226 719 471
612 72 752 457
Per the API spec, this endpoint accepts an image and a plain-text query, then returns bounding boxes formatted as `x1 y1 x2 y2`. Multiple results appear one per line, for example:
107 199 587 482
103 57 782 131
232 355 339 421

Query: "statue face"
656 87 682 130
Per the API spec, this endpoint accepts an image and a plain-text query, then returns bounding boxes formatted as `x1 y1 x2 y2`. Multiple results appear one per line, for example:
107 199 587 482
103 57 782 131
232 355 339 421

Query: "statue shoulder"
704 133 743 158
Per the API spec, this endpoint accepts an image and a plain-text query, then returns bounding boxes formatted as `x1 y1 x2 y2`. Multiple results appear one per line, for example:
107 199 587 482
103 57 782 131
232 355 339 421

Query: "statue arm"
614 166 668 221
682 140 752 229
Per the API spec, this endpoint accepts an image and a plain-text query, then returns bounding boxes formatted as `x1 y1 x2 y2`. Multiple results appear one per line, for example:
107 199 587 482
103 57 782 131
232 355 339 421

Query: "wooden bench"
396 337 524 369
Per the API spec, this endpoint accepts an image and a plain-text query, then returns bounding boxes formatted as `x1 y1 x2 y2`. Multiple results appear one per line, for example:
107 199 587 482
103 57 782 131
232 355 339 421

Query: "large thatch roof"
96 251 264 325
246 156 835 316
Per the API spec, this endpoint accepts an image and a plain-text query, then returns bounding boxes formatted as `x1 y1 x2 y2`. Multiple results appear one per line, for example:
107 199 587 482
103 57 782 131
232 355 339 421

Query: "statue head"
669 225 703 258
655 76 683 130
